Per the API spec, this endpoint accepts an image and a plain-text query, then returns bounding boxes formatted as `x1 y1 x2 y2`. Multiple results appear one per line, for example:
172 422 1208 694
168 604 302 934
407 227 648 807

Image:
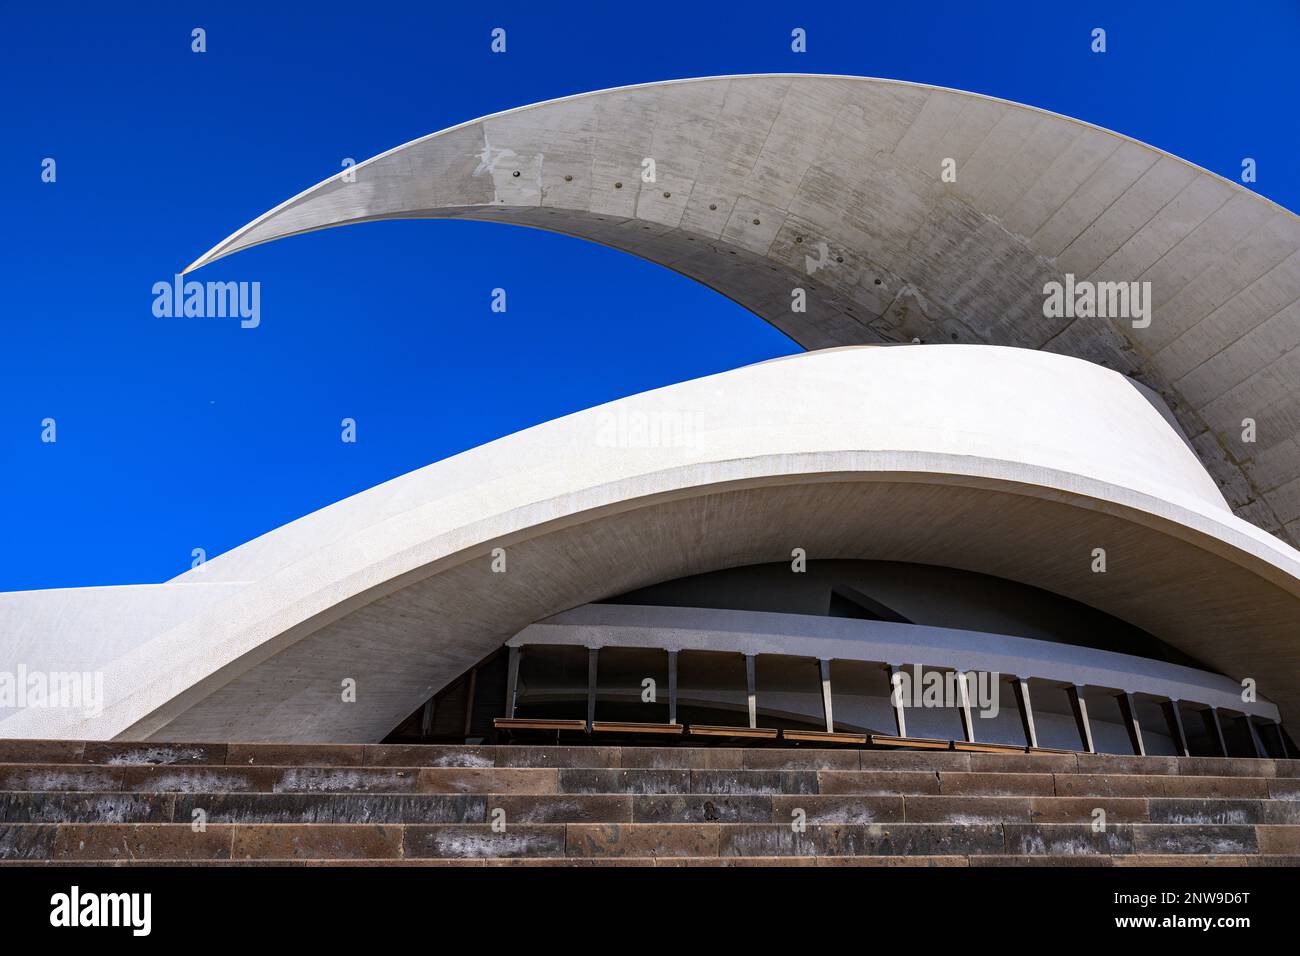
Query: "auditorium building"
3 76 1298 865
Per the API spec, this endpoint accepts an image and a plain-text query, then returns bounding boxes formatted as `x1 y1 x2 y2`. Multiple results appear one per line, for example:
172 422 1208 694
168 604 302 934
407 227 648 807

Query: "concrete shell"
184 75 1300 547
2 346 1298 741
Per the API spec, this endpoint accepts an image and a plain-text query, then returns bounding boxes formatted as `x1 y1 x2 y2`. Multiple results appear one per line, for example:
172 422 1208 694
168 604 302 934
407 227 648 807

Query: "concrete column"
819 658 834 733
745 654 757 729
1245 716 1266 758
1203 707 1228 756
667 650 678 726
586 648 598 729
505 645 521 719
1276 722 1298 759
887 664 907 738
955 671 975 742
1117 691 1145 757
1162 699 1190 757
1264 720 1288 759
1067 685 1095 754
420 698 434 737
1012 677 1038 749
462 666 478 739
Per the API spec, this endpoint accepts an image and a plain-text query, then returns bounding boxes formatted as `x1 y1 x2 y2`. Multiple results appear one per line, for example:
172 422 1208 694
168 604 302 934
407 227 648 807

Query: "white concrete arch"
2 346 1298 741
183 75 1300 545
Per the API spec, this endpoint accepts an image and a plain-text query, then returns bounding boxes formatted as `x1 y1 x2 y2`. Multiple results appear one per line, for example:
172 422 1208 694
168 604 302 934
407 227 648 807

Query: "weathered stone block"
970 752 1077 774
720 823 1004 857
689 770 818 795
1176 756 1275 778
971 854 1113 867
633 794 773 823
494 746 622 768
1055 773 1268 798
566 823 719 858
817 771 940 795
743 749 859 771
938 772 1055 796
225 743 363 766
1076 754 1178 775
0 792 174 824
418 768 558 795
405 824 566 858
814 854 969 866
904 796 1033 823
492 794 632 824
120 766 276 793
619 748 745 770
1267 778 1300 800
0 824 60 860
1113 854 1251 866
716 823 854 857
0 740 86 764
857 751 970 772
1132 824 1258 855
364 744 497 768
51 823 233 861
83 742 227 766
1004 823 1135 856
558 769 688 794
1027 796 1149 824
1256 824 1300 855
771 795 904 824
1147 799 1265 825
172 792 486 824
232 823 402 860
0 765 124 792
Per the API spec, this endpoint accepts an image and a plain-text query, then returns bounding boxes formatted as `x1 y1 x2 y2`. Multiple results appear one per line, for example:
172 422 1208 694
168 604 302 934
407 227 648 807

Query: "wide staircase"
1 740 1298 865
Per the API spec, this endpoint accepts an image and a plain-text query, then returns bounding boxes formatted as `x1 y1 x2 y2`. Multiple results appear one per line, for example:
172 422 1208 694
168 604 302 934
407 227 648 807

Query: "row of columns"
505 646 1288 757
868 663 1284 759
506 646 761 730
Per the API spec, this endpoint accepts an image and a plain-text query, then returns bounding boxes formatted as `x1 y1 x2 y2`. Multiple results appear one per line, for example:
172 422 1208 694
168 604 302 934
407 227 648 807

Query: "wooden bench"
590 721 684 736
493 718 588 735
869 734 952 750
952 740 1029 753
781 730 869 746
687 724 780 740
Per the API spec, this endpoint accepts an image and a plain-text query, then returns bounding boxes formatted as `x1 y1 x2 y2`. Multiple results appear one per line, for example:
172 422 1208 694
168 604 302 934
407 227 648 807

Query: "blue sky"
3 1 1297 591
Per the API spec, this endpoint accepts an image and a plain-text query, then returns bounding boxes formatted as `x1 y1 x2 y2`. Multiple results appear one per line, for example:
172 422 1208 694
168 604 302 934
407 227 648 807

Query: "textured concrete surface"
2 345 1299 741
184 75 1300 545
3 743 1298 864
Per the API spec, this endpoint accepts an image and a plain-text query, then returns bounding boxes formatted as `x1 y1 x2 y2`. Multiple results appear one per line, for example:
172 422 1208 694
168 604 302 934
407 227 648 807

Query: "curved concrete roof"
3 346 1298 741
185 75 1300 547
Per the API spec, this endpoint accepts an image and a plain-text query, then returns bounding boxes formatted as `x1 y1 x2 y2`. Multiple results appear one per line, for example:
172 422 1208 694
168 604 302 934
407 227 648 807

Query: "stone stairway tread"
6 792 1300 825
0 822 1297 861
1 742 1296 778
1 765 1290 799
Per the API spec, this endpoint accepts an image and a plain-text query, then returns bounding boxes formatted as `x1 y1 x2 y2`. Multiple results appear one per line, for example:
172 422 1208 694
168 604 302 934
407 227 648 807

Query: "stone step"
6 791 1300 826
3 764 1292 799
1 822 1297 862
1 741 1296 777
6 855 1300 867
3 742 1294 865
